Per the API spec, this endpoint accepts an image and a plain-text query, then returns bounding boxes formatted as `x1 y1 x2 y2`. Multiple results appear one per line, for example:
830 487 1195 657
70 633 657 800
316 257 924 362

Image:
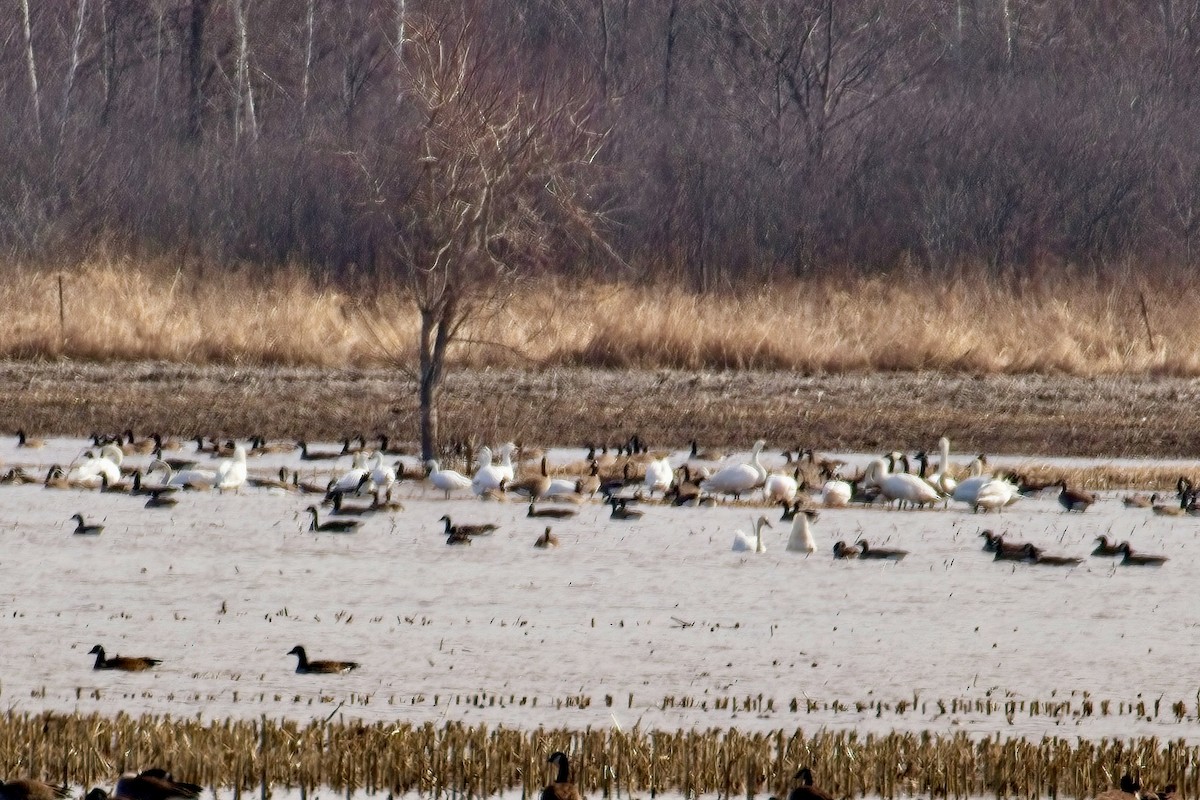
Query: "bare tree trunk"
100 0 118 125
395 0 407 99
302 0 315 119
1001 0 1016 67
187 0 211 140
232 0 258 143
662 0 677 109
18 0 42 139
59 0 90 146
153 5 164 109
418 297 455 461
599 0 611 98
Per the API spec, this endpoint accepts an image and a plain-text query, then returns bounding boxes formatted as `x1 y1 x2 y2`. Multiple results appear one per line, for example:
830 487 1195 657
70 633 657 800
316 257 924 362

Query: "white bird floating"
67 443 123 487
427 459 472 498
702 439 768 499
731 515 772 553
786 508 818 553
863 457 942 508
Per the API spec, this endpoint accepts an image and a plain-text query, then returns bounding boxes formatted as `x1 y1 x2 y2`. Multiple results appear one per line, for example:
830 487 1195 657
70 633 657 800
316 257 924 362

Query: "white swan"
786 509 818 553
702 439 768 499
151 458 218 489
820 479 852 507
472 445 514 494
951 458 993 506
214 444 248 492
644 456 674 496
763 468 800 503
427 459 472 498
67 443 123 486
496 443 516 483
864 457 942 508
927 436 958 495
367 452 396 491
731 515 772 552
331 452 372 495
972 476 1022 512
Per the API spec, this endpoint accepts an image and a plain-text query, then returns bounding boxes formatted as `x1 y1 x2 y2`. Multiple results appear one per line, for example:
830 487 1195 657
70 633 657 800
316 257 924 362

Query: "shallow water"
0 437 1195 742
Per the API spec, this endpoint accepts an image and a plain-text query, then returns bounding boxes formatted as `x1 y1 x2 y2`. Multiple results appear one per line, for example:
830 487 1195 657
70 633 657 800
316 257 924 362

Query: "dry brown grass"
8 260 1200 374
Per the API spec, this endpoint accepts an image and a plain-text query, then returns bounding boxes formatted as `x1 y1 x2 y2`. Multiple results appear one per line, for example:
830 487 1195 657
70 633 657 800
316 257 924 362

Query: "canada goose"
701 439 768 499
87 644 160 671
1123 493 1153 508
786 509 818 553
70 513 103 535
144 490 178 509
787 768 834 800
427 459 473 498
478 478 509 502
609 497 643 520
599 462 634 498
374 434 408 456
43 465 71 490
297 440 341 461
370 488 405 512
0 780 71 800
249 436 296 455
289 471 329 495
1117 542 1168 566
1091 535 1124 556
121 430 158 456
114 770 201 800
864 457 941 509
446 530 473 545
339 435 368 455
439 514 498 537
541 751 581 800
1057 481 1096 512
688 439 725 461
509 456 553 500
731 515 772 552
992 538 1039 562
99 473 131 493
857 539 908 560
1032 547 1082 567
329 491 374 516
287 645 358 674
1152 492 1187 516
578 461 601 497
1094 775 1142 800
779 500 802 521
305 506 360 533
528 501 577 519
15 429 44 449
534 526 560 548
0 467 34 484
832 540 861 559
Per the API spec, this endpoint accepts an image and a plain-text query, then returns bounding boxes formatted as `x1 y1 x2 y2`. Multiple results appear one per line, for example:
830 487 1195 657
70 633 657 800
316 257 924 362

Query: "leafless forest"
4 1 1198 288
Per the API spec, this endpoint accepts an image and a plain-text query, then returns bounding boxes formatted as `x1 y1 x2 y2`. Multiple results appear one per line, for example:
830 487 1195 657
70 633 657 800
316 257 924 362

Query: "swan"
427 460 472 498
927 436 959 495
949 453 991 505
472 446 509 494
731 514 772 552
150 458 217 489
331 452 372 495
214 444 248 493
67 444 123 487
972 476 1021 512
820 476 852 507
367 452 396 491
643 455 674 496
786 508 818 553
702 439 768 499
763 467 800 503
863 457 941 508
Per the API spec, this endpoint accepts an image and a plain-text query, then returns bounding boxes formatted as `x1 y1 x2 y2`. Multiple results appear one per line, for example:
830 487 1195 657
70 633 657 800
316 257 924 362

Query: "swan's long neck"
478 447 492 468
939 437 951 474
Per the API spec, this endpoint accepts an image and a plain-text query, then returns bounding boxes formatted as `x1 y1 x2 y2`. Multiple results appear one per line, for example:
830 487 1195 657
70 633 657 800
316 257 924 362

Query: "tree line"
4 0 1199 289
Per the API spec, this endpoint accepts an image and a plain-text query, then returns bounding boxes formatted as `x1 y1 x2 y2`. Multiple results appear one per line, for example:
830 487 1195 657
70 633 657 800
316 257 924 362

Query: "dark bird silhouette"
439 514 498 536
287 645 359 674
305 506 360 533
787 768 834 800
534 527 560 548
1091 535 1123 557
1117 542 1168 566
541 752 582 800
114 770 202 800
0 780 71 800
88 644 161 671
70 513 104 535
856 539 908 560
528 501 577 519
1057 481 1096 512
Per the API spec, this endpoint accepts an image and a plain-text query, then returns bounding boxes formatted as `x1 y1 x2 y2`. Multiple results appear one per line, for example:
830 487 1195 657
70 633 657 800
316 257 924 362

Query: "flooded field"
0 435 1195 745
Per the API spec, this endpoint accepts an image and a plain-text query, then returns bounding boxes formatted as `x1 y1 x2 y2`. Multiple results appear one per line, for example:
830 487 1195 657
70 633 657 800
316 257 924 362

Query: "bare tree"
357 8 608 459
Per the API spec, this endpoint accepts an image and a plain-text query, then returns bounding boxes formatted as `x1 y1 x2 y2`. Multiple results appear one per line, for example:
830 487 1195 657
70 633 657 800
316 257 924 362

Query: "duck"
701 439 768 499
297 440 341 461
114 770 202 800
534 526 560 548
1091 535 1124 556
0 781 70 800
856 539 908 560
287 645 359 674
87 644 161 671
1117 542 1168 566
15 430 45 449
1058 480 1096 512
439 514 498 536
787 768 834 800
305 506 361 533
608 497 643 520
731 515 772 552
643 455 675 496
214 444 248 493
70 513 103 535
863 457 941 508
541 751 581 800
832 540 861 559
785 509 818 553
528 501 577 519
426 459 473 498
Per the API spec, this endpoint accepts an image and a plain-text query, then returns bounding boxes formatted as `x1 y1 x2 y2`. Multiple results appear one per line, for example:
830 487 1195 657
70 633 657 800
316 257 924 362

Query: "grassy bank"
8 262 1198 375
1 712 1192 799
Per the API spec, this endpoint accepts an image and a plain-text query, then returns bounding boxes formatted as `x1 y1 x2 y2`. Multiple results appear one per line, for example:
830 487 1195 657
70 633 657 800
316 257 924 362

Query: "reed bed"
3 712 1198 800
8 261 1200 375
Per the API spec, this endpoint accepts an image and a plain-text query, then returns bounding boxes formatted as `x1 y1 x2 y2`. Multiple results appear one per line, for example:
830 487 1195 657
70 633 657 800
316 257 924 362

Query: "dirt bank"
0 361 1195 457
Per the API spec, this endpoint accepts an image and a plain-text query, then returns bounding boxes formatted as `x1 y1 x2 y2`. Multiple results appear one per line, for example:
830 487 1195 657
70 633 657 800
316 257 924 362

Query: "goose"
1123 493 1153 509
863 457 941 509
577 461 601 497
701 439 768 499
643 455 674 496
249 436 296 455
70 513 103 535
993 538 1039 562
0 467 34 484
785 509 818 553
15 430 44 449
99 473 132 493
731 515 772 552
0 781 70 800
541 751 581 800
528 501 577 519
297 440 341 461
329 491 374 516
1031 546 1082 567
787 768 834 800
340 435 368 455
779 500 802 521
856 539 908 560
1057 481 1096 512
120 430 159 456
1151 492 1187 517
534 526 560 548
144 490 178 509
287 645 358 674
305 506 360 533
1117 542 1168 566
764 467 801 503
426 459 473 498
214 444 248 493
478 478 509 502
509 456 553 500
599 463 636 499
114 771 201 800
446 530 473 545
439 514 498 536
370 488 405 512
87 644 160 671
609 497 643 520
1094 775 1143 800
688 439 725 461
43 465 72 490
1091 535 1124 556
247 467 295 492
374 433 408 456
67 444 124 487
832 540 861 559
